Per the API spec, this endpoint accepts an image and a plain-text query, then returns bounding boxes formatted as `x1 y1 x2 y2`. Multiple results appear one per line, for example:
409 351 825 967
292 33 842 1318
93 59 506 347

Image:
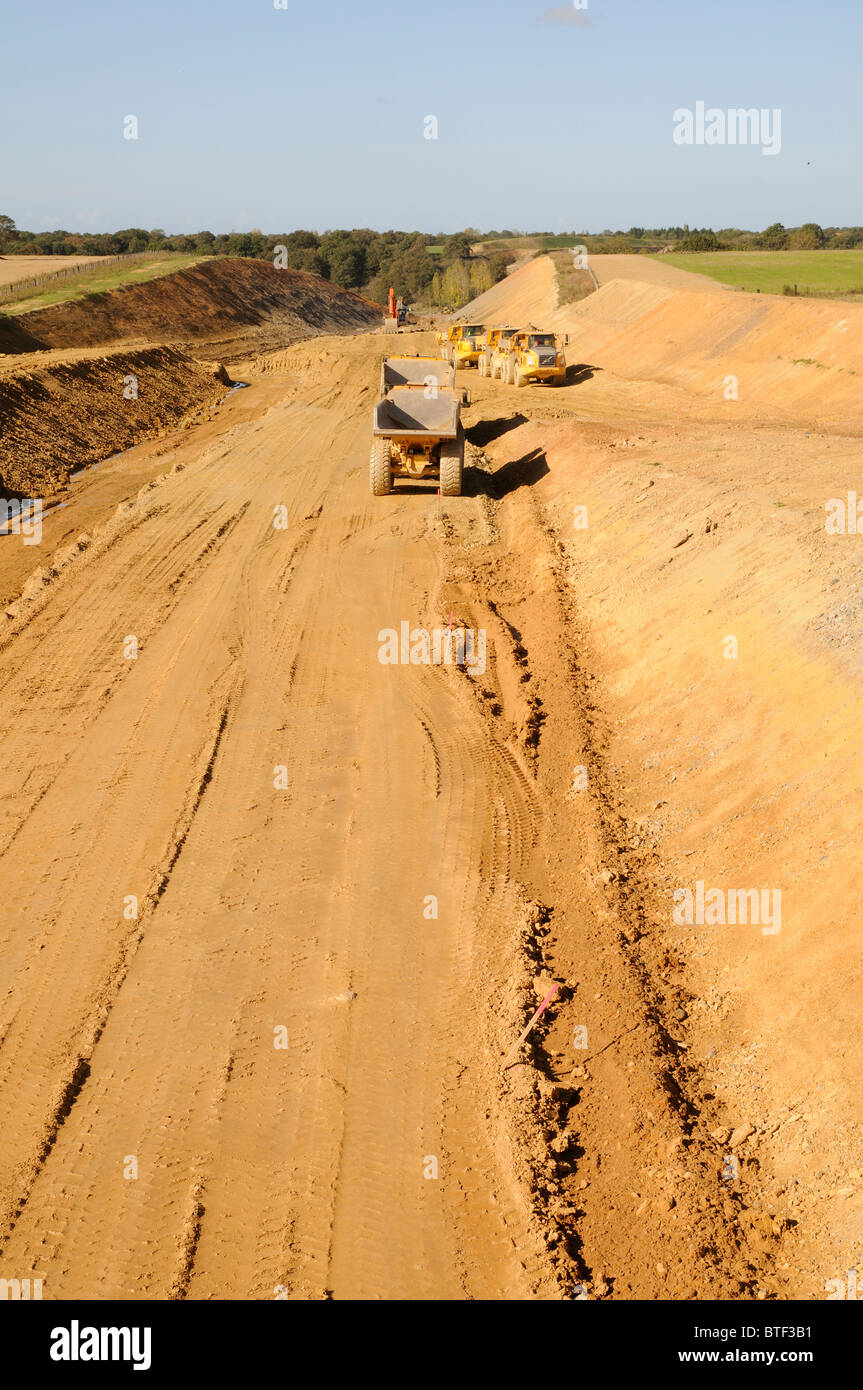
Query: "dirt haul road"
0 324 834 1302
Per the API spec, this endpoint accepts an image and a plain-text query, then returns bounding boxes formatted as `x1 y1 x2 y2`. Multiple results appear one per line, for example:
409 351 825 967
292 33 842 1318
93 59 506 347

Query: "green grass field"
1 253 210 315
652 249 863 297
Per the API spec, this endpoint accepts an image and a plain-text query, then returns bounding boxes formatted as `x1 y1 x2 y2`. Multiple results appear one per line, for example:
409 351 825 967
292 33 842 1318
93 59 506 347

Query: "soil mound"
552 279 863 426
0 346 225 495
0 258 382 362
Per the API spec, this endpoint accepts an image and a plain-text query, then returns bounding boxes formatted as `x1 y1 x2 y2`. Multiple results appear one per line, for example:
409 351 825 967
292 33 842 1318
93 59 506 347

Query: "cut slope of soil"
0 258 382 362
551 279 863 428
470 399 863 1298
460 254 863 430
0 347 227 495
454 255 559 327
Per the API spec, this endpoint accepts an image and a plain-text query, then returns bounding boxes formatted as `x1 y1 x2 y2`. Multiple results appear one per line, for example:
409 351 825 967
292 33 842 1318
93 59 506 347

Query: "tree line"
4 215 856 307
522 224 863 253
0 218 509 307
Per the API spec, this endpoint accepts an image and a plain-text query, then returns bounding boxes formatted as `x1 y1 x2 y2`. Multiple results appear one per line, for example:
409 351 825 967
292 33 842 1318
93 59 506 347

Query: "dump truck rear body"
379 356 454 392
371 355 465 496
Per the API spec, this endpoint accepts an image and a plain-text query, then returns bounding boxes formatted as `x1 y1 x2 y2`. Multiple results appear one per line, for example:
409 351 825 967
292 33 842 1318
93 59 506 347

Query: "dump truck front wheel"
514 363 527 388
370 438 392 495
439 428 464 497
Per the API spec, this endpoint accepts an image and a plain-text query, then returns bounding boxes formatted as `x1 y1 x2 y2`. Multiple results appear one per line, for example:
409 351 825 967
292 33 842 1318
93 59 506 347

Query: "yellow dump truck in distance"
435 323 462 353
489 328 522 380
478 326 520 377
437 322 485 369
500 330 568 387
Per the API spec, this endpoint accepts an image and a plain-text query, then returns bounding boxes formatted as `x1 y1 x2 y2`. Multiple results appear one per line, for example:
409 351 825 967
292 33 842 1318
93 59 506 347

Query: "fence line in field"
0 251 174 305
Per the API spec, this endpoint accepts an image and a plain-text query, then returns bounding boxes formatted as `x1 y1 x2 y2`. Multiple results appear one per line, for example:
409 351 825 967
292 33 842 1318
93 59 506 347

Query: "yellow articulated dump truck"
500 330 569 387
478 326 520 377
436 322 485 370
370 355 465 497
489 327 523 380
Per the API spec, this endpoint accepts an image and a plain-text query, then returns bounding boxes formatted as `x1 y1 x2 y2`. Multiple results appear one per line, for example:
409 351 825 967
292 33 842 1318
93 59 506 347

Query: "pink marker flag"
502 982 562 1070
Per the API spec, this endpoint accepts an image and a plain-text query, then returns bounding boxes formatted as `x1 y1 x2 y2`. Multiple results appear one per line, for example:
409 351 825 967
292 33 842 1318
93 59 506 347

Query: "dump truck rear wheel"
370 438 392 495
478 355 487 377
439 428 464 497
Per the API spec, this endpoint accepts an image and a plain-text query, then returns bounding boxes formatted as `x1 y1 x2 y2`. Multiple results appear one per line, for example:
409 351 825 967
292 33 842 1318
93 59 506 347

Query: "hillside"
0 258 382 361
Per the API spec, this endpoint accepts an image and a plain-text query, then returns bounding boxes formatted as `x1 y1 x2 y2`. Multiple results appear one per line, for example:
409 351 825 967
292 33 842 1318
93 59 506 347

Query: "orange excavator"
387 286 397 320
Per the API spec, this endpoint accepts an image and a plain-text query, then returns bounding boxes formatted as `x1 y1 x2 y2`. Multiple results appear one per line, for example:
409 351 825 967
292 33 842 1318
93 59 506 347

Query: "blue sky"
2 0 860 233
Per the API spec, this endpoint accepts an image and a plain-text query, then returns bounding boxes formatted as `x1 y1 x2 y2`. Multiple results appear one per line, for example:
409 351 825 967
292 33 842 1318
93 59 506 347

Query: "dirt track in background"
1 258 861 1300
0 254 111 287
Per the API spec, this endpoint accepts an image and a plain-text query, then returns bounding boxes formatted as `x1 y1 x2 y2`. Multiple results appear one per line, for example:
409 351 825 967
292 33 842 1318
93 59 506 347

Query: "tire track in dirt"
0 352 433 1298
432 441 790 1297
0 487 250 862
0 418 306 1275
0 666 239 1252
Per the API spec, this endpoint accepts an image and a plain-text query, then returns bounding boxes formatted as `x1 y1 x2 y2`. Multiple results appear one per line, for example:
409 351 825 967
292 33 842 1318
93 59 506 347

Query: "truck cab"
437 323 485 369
